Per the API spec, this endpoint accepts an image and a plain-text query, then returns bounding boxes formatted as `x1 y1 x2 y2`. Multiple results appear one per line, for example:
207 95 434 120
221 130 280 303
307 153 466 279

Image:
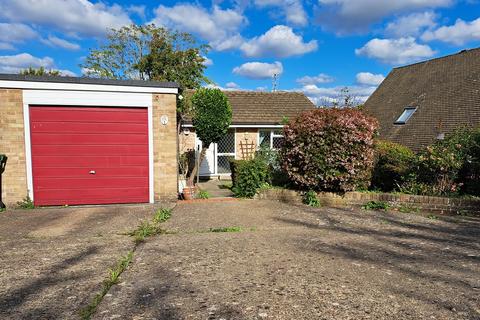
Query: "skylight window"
395 107 416 124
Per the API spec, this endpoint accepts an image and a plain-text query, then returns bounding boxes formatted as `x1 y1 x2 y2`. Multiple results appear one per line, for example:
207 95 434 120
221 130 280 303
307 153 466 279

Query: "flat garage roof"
0 73 178 88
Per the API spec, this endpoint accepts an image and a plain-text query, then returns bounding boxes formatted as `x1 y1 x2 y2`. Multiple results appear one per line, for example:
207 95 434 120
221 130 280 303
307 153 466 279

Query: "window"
258 129 284 149
395 107 416 124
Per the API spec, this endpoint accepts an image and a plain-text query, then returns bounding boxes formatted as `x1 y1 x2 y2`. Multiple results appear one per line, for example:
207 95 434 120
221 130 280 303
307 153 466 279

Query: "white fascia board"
0 80 178 94
182 124 284 128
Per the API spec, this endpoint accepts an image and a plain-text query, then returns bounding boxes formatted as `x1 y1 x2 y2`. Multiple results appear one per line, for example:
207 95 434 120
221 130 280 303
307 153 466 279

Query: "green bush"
255 147 289 187
459 128 480 195
414 127 476 195
371 140 415 192
231 158 270 198
281 108 378 192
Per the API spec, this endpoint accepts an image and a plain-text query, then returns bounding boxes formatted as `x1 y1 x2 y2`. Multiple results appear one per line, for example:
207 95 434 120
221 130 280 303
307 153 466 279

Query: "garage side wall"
153 93 178 201
0 89 27 206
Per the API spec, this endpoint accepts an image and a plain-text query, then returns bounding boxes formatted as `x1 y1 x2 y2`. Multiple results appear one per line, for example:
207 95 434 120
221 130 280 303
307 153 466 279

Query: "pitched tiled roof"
186 91 315 125
363 48 480 151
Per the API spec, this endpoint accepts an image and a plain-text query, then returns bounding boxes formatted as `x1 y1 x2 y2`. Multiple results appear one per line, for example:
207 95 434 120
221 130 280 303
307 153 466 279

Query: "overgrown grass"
209 226 242 233
362 200 390 211
80 251 133 320
17 195 34 209
197 189 211 199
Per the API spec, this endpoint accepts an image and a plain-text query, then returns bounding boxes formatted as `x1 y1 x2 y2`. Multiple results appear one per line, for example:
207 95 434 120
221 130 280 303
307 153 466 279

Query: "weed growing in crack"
80 251 133 320
362 200 390 211
16 194 34 209
303 190 321 207
427 214 439 220
209 226 243 233
130 221 166 244
153 208 172 223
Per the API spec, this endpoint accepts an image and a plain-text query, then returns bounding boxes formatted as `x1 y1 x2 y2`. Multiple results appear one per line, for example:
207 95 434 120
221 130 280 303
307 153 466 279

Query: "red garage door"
30 106 149 206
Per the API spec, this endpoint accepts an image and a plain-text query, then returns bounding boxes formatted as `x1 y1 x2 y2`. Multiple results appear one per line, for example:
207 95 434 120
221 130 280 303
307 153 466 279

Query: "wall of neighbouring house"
0 89 178 206
0 89 27 206
179 127 259 161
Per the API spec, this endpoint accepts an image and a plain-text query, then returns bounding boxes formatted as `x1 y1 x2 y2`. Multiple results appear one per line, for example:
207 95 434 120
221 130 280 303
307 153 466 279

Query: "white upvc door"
195 129 236 176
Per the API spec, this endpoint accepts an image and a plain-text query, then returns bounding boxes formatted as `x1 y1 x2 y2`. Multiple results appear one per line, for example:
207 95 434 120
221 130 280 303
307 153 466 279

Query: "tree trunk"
189 146 208 186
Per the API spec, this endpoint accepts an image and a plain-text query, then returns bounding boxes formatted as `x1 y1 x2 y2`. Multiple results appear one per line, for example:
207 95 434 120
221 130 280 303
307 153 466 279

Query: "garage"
30 106 149 206
0 74 179 207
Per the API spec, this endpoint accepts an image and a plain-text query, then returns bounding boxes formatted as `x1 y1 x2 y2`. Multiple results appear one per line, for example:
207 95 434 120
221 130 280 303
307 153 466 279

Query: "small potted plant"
179 150 196 199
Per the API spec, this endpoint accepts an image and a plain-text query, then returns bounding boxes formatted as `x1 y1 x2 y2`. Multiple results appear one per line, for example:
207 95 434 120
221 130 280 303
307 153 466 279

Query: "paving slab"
94 200 480 320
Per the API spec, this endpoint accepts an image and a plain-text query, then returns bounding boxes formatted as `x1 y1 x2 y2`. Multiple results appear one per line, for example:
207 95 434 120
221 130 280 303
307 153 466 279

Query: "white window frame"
395 107 417 125
258 129 284 150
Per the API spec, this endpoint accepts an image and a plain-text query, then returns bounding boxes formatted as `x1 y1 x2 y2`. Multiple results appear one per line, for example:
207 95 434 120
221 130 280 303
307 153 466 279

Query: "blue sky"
0 0 479 104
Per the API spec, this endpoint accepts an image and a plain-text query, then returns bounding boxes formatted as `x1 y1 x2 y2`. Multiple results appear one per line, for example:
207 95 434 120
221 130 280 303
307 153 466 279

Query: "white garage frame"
22 90 156 204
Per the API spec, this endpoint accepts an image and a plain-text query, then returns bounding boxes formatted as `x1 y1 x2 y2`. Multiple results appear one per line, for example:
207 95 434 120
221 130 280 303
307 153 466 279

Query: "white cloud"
317 0 452 34
41 36 80 51
356 72 385 86
0 23 37 43
355 37 436 65
0 0 132 37
254 0 308 26
296 73 334 85
57 69 77 77
233 61 283 79
240 25 317 58
385 12 437 37
0 53 54 73
422 17 480 45
202 56 213 66
226 82 241 89
152 4 247 51
127 5 146 19
300 84 377 106
0 42 15 50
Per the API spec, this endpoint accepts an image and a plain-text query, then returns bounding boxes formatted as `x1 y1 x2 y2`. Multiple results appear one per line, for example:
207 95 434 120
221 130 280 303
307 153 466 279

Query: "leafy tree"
81 24 209 91
20 67 61 76
189 88 232 183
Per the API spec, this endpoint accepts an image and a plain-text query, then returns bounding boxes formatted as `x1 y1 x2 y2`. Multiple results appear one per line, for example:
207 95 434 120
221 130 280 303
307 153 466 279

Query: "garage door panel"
31 133 148 145
31 121 148 134
30 106 150 206
35 177 148 189
33 167 149 178
30 107 147 123
33 155 148 167
31 145 149 156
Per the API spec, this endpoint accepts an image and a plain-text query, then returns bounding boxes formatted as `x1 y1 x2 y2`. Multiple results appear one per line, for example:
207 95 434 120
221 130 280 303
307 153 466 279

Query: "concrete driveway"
1 200 479 320
0 204 162 319
94 200 480 320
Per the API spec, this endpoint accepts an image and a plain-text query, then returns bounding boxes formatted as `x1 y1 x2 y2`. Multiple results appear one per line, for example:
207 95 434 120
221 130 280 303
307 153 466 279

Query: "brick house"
0 74 178 206
363 48 480 152
180 91 315 177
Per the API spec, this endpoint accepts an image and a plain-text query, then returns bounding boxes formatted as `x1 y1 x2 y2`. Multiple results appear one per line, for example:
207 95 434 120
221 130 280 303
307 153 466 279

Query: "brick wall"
0 89 27 206
256 189 480 214
152 93 178 201
235 128 258 160
179 128 196 153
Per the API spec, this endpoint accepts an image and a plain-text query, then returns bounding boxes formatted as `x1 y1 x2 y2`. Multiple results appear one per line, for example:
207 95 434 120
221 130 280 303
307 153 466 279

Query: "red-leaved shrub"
281 108 378 192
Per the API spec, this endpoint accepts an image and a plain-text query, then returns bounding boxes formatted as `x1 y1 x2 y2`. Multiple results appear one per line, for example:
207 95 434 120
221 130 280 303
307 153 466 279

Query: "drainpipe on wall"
0 155 7 209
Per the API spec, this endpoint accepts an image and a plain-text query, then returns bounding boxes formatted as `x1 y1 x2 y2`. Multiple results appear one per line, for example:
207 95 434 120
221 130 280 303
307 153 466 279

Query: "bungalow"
0 74 178 207
180 91 315 177
363 48 480 152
